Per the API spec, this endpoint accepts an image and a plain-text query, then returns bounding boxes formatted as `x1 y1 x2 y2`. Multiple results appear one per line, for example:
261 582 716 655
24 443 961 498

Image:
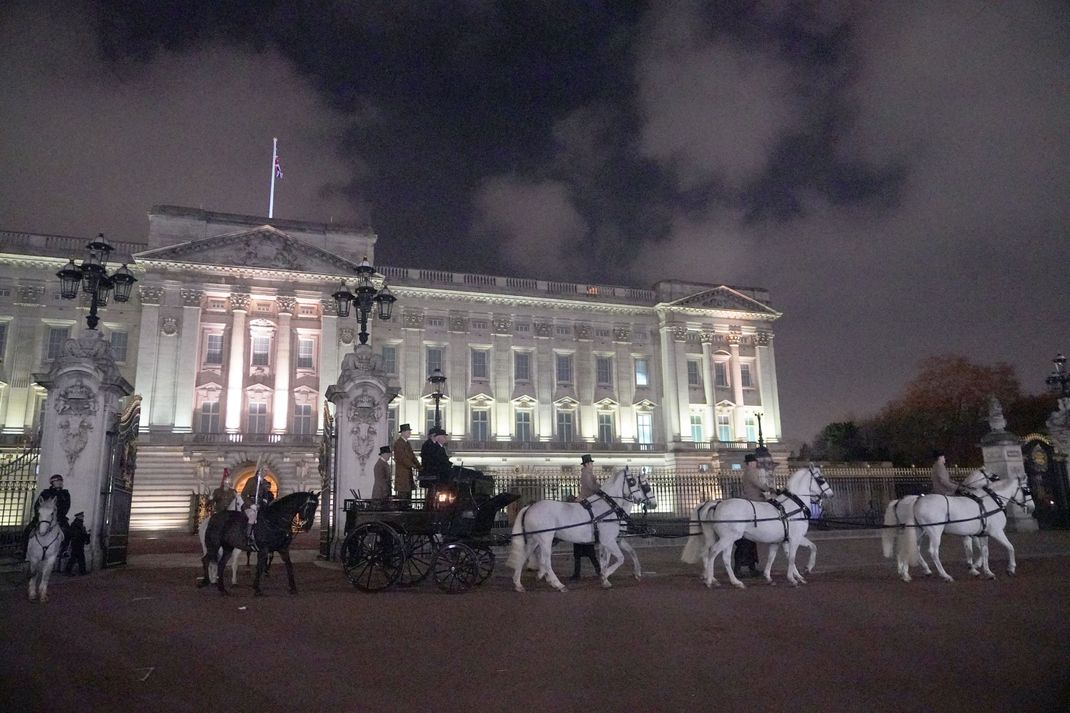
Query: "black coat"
419 439 452 483
36 487 71 527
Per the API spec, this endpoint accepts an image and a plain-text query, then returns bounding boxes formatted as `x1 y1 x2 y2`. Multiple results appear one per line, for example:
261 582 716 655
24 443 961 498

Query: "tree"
870 355 1022 467
810 421 874 462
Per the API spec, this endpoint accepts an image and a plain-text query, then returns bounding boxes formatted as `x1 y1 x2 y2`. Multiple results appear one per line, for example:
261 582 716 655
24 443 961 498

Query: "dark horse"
198 491 319 596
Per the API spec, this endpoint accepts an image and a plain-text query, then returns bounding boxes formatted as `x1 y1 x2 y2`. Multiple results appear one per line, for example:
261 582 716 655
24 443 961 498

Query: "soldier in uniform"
64 512 90 575
372 445 393 499
392 424 420 502
211 468 239 513
240 468 274 542
571 454 602 581
21 474 72 558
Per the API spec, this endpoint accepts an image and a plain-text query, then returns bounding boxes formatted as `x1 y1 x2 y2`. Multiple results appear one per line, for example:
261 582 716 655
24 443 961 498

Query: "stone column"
172 289 203 433
318 298 338 432
33 329 133 571
225 292 249 432
755 331 780 440
671 325 690 442
727 334 746 438
981 397 1036 532
132 285 163 431
700 334 716 441
273 296 296 433
325 344 389 556
657 320 679 443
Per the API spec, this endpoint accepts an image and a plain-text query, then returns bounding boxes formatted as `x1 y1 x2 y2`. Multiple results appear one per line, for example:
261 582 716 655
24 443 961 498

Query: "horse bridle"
32 506 62 550
808 466 831 504
622 471 654 505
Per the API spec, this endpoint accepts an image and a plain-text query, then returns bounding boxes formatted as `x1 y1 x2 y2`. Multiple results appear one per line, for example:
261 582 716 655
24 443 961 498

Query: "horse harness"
31 512 63 557
936 482 1030 536
578 490 632 544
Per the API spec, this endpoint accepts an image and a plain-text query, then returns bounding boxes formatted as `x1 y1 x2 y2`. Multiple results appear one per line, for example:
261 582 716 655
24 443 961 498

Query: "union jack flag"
274 156 284 179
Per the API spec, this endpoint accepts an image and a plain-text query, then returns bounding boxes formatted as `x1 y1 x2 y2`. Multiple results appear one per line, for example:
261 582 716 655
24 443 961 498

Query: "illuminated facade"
0 206 783 531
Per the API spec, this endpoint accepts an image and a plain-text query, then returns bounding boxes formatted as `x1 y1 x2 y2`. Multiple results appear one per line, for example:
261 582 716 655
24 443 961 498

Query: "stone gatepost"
34 330 133 571
980 397 1036 533
324 344 393 557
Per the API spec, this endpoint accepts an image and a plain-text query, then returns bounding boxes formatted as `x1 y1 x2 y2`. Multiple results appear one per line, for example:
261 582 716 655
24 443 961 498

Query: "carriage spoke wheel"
342 522 404 592
398 533 436 587
432 543 479 594
471 544 495 585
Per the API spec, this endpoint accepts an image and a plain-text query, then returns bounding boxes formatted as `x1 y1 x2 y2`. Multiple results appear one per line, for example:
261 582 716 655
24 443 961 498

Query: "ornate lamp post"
55 233 137 330
428 368 447 429
1047 353 1070 398
331 257 396 345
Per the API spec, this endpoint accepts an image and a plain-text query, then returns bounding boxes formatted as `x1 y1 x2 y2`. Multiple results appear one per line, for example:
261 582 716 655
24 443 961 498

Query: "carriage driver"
20 474 72 558
373 446 393 499
736 454 773 576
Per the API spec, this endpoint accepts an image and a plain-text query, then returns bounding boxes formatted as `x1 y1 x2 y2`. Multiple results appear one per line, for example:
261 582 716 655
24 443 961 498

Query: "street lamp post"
55 233 137 330
1047 353 1070 398
331 257 396 345
428 368 447 429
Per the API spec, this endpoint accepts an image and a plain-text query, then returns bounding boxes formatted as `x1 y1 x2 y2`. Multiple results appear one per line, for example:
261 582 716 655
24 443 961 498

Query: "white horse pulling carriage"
26 494 66 603
681 465 834 589
904 473 1034 582
508 467 657 591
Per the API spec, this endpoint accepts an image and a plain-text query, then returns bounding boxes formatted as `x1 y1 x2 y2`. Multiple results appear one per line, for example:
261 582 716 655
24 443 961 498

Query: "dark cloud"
1 0 1067 443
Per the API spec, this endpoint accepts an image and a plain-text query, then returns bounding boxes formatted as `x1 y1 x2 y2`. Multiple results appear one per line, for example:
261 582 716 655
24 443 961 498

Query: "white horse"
908 475 1034 581
198 493 243 585
683 465 833 589
27 495 66 603
682 501 820 582
508 468 657 591
882 468 1000 581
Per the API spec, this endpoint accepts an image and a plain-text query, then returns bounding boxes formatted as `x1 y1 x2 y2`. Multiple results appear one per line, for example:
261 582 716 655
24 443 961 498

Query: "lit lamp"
55 233 137 330
332 257 396 345
428 368 447 429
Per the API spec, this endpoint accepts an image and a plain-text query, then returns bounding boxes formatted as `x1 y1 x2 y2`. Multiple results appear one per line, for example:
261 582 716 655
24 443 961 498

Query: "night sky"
2 1 1068 444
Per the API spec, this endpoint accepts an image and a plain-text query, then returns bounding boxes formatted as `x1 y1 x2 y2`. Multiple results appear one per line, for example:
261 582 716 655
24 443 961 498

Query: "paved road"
3 530 1069 713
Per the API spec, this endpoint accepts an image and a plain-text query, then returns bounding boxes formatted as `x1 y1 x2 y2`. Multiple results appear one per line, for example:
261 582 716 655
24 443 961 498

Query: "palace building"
0 205 783 531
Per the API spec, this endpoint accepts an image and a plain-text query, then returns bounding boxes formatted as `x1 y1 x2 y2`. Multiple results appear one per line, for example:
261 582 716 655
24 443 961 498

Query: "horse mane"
263 491 315 527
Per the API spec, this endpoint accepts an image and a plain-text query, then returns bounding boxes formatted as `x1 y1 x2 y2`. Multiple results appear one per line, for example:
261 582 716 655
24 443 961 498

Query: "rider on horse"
240 464 274 547
21 474 71 558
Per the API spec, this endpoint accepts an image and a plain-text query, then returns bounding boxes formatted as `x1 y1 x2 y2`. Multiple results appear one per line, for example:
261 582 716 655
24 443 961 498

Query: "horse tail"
681 503 707 564
881 500 898 559
505 505 531 571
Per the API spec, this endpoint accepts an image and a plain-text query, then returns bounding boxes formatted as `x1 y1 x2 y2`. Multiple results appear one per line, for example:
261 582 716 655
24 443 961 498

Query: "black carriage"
340 467 518 593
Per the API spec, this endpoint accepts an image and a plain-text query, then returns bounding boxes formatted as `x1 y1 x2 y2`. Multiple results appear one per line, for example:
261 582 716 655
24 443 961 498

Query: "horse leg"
803 536 817 574
983 529 1016 577
762 543 778 585
785 539 805 586
699 524 719 587
599 541 624 589
539 539 567 592
230 548 239 585
253 551 266 596
724 537 746 589
963 536 980 577
512 539 535 593
38 554 55 603
620 539 641 580
198 551 213 588
278 549 297 594
216 548 233 595
27 562 38 601
925 528 954 582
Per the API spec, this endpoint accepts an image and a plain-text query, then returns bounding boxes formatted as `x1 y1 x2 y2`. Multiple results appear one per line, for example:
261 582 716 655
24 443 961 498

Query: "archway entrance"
233 465 279 502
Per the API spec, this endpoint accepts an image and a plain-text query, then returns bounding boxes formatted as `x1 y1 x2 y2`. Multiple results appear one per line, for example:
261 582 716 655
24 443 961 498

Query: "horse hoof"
942 577 955 583
514 584 526 593
1007 569 1016 577
767 580 777 586
600 580 612 589
633 574 642 581
555 585 568 593
732 582 746 590
985 573 996 581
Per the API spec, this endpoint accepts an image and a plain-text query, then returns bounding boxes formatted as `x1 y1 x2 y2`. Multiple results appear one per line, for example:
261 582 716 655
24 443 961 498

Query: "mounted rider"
21 474 72 558
210 467 239 514
240 460 274 546
735 452 775 576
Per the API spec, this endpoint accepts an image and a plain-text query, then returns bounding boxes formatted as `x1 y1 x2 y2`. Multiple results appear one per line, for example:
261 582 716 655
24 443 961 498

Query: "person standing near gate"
64 512 90 575
571 454 603 581
373 446 393 500
392 424 420 502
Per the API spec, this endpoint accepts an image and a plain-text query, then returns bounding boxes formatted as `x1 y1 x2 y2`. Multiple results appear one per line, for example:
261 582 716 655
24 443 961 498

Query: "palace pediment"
134 226 362 276
664 286 780 317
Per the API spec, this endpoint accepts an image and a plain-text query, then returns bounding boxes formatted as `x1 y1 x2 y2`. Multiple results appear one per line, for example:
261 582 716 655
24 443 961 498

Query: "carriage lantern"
332 257 396 346
56 233 137 330
1047 353 1070 398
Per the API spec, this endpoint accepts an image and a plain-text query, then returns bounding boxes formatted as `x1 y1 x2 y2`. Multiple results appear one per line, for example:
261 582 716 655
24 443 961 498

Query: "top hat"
74 512 84 518
755 445 772 458
581 454 594 465
49 474 64 482
932 450 944 459
379 445 392 455
744 454 757 463
399 424 412 433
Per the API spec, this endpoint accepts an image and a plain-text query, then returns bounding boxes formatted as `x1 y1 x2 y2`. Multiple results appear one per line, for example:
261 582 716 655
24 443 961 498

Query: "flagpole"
268 137 278 219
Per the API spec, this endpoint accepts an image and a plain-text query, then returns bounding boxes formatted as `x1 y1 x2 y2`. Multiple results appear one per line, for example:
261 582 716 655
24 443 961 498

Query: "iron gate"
318 402 337 558
0 437 40 557
1023 434 1070 529
100 396 140 567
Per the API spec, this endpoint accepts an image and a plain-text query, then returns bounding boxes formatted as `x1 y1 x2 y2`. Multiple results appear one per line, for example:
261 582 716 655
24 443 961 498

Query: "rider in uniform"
210 468 238 513
240 469 274 544
21 474 72 558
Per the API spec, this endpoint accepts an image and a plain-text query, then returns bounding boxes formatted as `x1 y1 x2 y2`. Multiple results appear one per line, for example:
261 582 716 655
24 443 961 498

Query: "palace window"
740 363 754 388
555 353 573 384
597 413 615 445
46 326 69 360
634 357 649 387
514 351 531 382
426 347 443 375
687 360 701 387
690 413 704 443
636 412 653 445
596 356 613 386
247 402 269 434
470 409 489 442
205 333 224 365
515 410 533 442
425 407 445 435
251 336 271 367
293 403 314 435
471 349 489 379
714 362 729 388
717 413 732 442
556 410 575 442
296 338 315 369
108 331 128 363
745 414 757 442
381 345 397 375
199 399 221 433
0 323 7 361
387 405 398 438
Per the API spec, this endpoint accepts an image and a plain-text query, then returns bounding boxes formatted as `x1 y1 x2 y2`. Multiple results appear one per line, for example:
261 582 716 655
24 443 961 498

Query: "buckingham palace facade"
0 205 783 531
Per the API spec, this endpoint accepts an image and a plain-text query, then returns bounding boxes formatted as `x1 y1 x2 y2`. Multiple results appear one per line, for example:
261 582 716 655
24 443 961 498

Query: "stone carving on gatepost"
1046 394 1070 458
33 328 134 572
324 343 394 556
980 396 1036 532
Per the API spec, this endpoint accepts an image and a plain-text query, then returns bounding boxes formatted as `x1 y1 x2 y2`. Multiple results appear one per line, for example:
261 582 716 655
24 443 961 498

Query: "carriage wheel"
471 544 495 585
397 533 436 587
342 522 404 592
432 543 479 594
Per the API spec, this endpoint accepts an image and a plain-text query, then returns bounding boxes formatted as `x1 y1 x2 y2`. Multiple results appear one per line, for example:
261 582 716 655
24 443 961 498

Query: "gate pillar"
33 330 133 571
324 344 394 557
981 397 1036 532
